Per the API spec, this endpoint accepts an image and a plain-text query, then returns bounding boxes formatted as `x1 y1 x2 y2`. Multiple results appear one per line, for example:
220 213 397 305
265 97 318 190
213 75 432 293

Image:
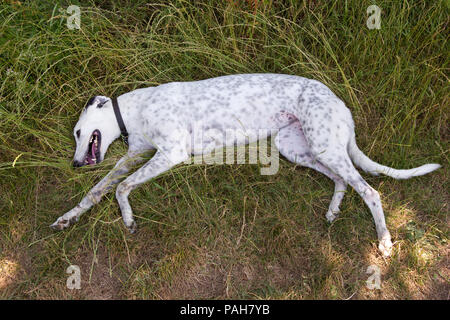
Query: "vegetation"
0 0 448 299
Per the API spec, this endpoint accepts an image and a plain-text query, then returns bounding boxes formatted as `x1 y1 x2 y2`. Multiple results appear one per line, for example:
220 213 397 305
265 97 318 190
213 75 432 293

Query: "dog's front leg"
50 151 144 230
115 149 188 233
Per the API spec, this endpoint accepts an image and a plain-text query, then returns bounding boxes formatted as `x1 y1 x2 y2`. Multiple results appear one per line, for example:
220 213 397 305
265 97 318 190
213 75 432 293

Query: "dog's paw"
326 210 338 223
378 237 393 257
126 220 137 234
50 216 77 231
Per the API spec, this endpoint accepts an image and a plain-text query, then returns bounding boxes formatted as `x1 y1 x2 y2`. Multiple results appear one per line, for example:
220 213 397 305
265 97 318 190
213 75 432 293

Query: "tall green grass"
0 0 448 299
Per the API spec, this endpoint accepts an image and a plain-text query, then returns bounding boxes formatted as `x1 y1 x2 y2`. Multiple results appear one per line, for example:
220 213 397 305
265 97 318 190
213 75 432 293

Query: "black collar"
111 97 129 145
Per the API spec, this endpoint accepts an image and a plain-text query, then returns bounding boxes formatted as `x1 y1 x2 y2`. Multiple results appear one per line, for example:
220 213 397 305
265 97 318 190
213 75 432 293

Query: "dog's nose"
72 160 83 168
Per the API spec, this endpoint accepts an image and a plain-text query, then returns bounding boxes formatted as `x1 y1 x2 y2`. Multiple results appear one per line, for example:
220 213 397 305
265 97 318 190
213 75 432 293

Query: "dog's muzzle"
72 129 102 167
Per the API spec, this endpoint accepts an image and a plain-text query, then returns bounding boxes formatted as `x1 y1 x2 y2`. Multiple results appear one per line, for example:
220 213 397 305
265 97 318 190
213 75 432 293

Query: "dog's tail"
347 135 441 180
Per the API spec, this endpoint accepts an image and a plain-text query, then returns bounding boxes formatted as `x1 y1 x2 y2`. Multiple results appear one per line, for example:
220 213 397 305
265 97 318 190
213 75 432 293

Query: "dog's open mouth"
84 129 101 165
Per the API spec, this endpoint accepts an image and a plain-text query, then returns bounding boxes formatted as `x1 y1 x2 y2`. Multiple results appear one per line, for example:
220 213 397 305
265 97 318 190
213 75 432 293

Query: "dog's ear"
84 96 110 111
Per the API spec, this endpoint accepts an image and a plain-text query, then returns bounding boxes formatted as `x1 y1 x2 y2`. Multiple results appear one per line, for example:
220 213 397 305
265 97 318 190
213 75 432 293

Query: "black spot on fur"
97 100 107 108
84 96 96 110
85 96 107 110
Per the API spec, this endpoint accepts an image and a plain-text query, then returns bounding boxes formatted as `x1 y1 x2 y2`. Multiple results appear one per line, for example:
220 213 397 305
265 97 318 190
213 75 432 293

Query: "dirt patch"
424 245 449 300
69 246 124 299
0 248 32 297
0 258 20 290
157 248 226 299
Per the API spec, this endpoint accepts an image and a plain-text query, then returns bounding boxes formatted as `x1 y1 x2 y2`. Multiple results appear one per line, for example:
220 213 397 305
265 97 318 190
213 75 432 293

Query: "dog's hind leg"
116 146 189 233
315 147 393 256
275 121 347 222
298 98 393 256
50 151 145 230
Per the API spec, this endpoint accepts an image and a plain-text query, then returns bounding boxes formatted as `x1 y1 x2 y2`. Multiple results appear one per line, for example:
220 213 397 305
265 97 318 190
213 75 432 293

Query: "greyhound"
50 73 441 256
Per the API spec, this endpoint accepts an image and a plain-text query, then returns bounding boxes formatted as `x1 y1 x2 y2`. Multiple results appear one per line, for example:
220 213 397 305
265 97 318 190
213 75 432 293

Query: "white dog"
50 73 441 256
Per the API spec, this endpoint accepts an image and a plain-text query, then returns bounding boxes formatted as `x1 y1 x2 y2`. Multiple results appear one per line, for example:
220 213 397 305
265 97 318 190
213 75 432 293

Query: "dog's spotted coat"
51 73 441 256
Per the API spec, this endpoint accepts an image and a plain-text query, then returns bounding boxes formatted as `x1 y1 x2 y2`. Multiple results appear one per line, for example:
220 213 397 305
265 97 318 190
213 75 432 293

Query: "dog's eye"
76 130 81 138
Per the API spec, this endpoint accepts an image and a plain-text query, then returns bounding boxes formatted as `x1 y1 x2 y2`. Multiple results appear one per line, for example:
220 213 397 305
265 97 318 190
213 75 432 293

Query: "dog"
50 73 441 256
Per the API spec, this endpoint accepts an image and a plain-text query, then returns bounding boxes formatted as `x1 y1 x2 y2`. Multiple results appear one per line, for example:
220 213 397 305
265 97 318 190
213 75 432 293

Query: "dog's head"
72 96 121 167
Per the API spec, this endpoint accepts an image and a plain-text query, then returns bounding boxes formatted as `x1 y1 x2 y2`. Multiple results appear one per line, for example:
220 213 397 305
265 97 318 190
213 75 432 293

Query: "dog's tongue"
87 140 97 165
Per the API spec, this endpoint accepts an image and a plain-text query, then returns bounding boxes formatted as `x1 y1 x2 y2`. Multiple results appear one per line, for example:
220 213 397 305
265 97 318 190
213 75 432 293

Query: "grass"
0 0 448 299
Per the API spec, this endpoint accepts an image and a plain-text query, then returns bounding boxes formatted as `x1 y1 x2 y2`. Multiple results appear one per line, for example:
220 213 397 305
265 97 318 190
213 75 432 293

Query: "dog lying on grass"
50 73 441 256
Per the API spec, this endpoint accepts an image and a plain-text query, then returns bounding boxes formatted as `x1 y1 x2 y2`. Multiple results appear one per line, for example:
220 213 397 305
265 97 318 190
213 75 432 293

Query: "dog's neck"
113 94 138 142
111 97 128 144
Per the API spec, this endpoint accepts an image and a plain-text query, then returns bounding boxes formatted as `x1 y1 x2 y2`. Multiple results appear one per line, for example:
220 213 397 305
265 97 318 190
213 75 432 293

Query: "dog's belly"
187 109 298 155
